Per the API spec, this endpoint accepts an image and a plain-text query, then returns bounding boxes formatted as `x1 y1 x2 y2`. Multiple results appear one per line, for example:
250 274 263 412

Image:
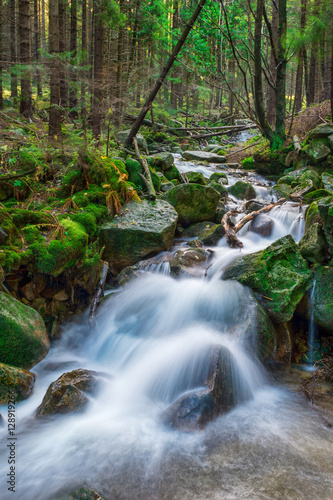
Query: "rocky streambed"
0 144 333 500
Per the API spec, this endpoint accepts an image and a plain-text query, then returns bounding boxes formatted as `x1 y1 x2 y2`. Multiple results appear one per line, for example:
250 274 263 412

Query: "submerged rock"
58 488 106 500
36 369 100 418
182 151 226 163
249 214 274 237
223 235 312 322
161 345 242 431
313 266 333 334
161 184 220 226
0 292 49 369
229 181 256 200
298 223 327 263
100 200 178 274
0 363 36 404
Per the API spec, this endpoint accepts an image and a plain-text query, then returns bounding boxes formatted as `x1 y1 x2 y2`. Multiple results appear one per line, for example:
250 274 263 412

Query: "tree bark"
267 0 278 126
81 0 87 122
92 0 105 142
125 0 208 146
48 0 61 137
274 0 287 144
19 0 33 119
59 0 68 109
10 0 17 98
69 0 78 118
0 0 3 110
34 0 42 96
295 0 307 113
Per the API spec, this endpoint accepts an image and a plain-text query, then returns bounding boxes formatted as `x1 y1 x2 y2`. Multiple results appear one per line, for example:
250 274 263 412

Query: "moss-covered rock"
198 224 225 246
297 170 322 190
0 363 35 404
59 488 106 500
209 172 228 185
308 123 333 140
223 235 312 322
317 196 333 255
36 369 100 418
163 164 182 182
313 266 333 333
182 151 226 163
0 292 49 369
229 181 256 200
185 171 207 185
182 221 216 238
161 184 220 226
322 172 333 193
306 138 331 163
298 223 327 263
271 183 292 199
117 130 148 151
149 152 175 171
305 201 322 230
290 179 316 198
100 200 178 274
170 248 207 277
209 181 228 198
303 189 333 202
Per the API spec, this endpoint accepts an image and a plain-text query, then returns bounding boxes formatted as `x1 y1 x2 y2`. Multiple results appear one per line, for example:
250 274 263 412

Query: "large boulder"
308 123 333 140
317 196 333 255
161 184 220 226
229 181 256 200
182 151 226 163
185 171 207 185
249 214 274 237
161 345 245 431
198 224 225 245
298 223 327 263
223 235 312 322
100 200 178 274
306 138 331 163
36 369 100 418
313 266 333 334
149 151 175 171
0 363 35 404
170 248 207 277
322 173 333 193
0 293 49 369
209 172 228 185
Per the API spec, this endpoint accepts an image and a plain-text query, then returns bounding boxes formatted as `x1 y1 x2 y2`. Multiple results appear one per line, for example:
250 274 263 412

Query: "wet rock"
54 290 69 301
0 227 8 244
204 144 223 152
298 223 327 263
182 151 226 163
163 164 182 183
245 292 277 363
303 189 333 202
100 200 178 274
170 248 207 277
161 346 244 431
161 184 220 226
245 200 270 212
117 130 148 151
0 363 36 404
59 488 106 500
229 181 256 200
271 183 291 199
0 292 50 369
36 369 100 418
306 138 331 163
305 201 322 230
183 221 216 237
313 266 333 334
0 413 3 426
185 171 207 185
186 239 203 249
19 276 47 302
149 152 175 171
317 196 333 255
223 235 312 323
214 203 226 224
198 224 225 246
160 181 174 193
209 172 228 185
322 172 333 193
274 322 293 364
290 179 316 198
249 214 274 237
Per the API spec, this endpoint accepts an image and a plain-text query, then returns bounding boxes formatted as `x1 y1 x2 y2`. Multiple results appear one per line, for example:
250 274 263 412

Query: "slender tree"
49 0 61 137
92 0 105 142
10 0 17 98
18 0 33 118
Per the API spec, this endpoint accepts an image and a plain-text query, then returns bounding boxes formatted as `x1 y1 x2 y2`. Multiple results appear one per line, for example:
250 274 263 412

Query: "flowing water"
0 155 332 500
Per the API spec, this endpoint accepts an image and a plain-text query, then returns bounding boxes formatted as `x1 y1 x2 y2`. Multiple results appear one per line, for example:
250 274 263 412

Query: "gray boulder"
182 151 226 163
298 223 327 263
249 214 274 237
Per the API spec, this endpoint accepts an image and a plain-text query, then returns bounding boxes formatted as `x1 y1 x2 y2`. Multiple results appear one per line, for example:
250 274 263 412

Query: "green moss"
22 225 44 244
241 156 254 170
11 209 51 228
303 189 333 202
0 248 33 271
164 165 182 182
72 185 106 207
305 202 321 230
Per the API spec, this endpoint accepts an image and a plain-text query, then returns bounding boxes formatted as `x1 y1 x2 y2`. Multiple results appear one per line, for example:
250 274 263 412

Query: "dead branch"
0 167 37 182
225 141 261 158
89 261 109 328
234 198 286 232
133 138 156 200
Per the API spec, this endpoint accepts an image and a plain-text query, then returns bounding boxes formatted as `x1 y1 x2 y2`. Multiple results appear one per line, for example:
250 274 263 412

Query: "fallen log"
0 167 37 182
222 198 286 248
89 261 109 328
189 125 257 141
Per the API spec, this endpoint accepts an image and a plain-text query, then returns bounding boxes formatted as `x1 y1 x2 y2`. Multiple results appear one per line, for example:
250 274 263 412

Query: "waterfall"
307 277 317 367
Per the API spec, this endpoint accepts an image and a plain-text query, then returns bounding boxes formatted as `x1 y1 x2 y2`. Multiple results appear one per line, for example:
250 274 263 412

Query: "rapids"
0 154 332 500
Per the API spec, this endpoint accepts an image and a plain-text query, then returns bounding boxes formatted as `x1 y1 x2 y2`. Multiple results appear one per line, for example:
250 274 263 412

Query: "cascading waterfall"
1 156 332 500
308 277 317 366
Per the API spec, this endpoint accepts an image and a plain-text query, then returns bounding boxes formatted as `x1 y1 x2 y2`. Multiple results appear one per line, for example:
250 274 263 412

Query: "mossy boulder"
170 248 207 277
163 164 182 182
317 196 333 255
306 138 331 163
149 152 175 171
305 201 322 230
313 266 333 333
100 200 178 274
0 363 36 404
182 151 226 163
303 189 333 202
298 223 327 263
271 183 292 199
290 179 316 198
223 235 312 322
297 170 321 190
0 292 49 369
209 181 228 198
198 224 225 246
209 172 228 185
185 171 207 185
117 130 148 151
36 369 100 418
308 123 333 140
161 184 220 226
183 221 216 238
229 181 256 200
59 488 106 500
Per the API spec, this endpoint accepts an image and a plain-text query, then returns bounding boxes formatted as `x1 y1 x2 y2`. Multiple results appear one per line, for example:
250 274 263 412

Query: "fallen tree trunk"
222 198 286 248
189 125 257 141
89 261 109 328
0 167 37 182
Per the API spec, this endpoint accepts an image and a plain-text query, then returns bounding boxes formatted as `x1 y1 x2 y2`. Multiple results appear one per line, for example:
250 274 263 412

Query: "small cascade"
307 277 317 366
145 261 171 275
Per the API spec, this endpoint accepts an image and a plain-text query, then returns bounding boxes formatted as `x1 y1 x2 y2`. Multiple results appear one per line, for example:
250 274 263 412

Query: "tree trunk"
59 0 68 109
267 0 278 126
0 0 3 109
69 0 78 118
48 0 61 137
19 0 33 119
254 0 274 144
125 0 208 146
34 0 42 96
295 0 307 113
92 0 105 142
274 0 287 145
81 0 87 122
114 0 124 127
10 0 17 98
